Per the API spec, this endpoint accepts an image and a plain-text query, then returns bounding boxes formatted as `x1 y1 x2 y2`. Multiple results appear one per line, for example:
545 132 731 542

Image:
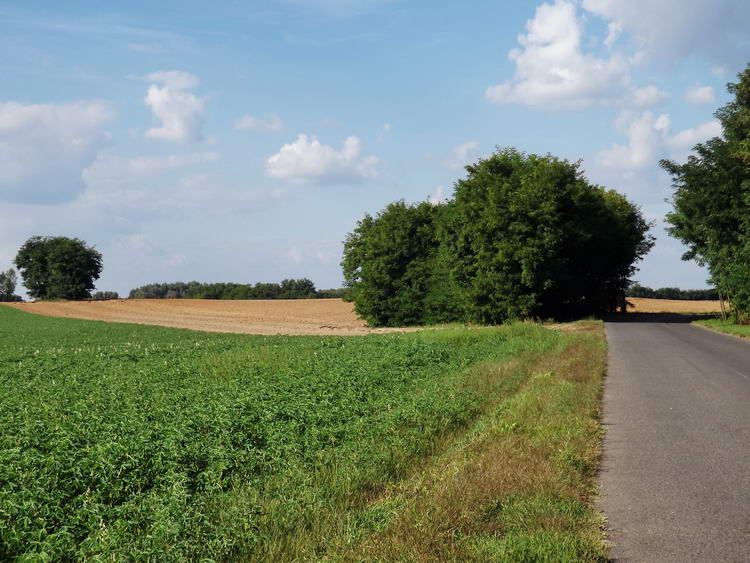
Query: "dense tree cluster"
343 148 653 326
14 236 102 300
625 284 719 301
661 65 750 322
0 269 22 302
128 279 350 300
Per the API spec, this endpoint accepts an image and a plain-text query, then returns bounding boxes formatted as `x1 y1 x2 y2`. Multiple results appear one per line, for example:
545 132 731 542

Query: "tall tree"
443 149 653 323
14 236 103 300
0 269 18 302
661 64 750 321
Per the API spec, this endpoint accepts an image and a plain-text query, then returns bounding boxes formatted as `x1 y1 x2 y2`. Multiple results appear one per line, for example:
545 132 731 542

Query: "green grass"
695 317 750 339
0 306 607 561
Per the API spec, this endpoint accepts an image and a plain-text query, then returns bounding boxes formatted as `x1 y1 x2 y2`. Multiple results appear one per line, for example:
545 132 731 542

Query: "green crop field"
0 306 607 561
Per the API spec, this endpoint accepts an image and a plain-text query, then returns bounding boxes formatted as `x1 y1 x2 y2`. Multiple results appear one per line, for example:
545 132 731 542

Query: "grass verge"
333 321 607 561
694 318 750 339
0 306 607 561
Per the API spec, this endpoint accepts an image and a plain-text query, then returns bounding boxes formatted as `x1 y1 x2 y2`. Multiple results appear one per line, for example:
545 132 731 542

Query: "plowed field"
4 298 413 336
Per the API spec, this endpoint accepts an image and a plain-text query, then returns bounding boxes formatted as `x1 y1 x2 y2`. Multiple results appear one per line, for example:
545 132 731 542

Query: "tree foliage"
661 64 750 321
14 237 102 300
0 269 21 302
342 201 456 326
343 148 653 326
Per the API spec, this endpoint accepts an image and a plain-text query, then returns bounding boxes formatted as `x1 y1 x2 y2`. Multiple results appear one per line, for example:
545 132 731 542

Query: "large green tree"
14 236 103 300
444 149 653 323
661 64 750 321
342 149 653 326
342 200 458 326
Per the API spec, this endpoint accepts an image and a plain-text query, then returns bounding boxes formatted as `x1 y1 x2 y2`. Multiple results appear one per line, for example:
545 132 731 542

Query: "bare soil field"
627 297 724 314
4 298 416 336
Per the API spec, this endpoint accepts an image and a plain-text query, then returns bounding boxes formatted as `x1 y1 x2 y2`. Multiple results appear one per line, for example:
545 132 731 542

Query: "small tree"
0 269 19 302
15 236 103 300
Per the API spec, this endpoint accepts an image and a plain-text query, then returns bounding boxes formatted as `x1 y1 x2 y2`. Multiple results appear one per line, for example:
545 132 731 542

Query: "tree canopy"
14 236 103 300
661 64 750 321
343 148 653 326
0 269 21 302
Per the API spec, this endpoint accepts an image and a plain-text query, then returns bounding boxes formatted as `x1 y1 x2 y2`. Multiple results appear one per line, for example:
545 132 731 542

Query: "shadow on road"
604 313 720 324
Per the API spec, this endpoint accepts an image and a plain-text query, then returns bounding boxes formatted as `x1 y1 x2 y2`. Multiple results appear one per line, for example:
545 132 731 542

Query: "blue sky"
1 0 748 295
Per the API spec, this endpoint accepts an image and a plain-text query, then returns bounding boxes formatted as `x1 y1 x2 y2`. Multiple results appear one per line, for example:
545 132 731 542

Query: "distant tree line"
91 291 120 300
625 284 719 301
343 148 654 326
662 64 750 323
128 279 351 300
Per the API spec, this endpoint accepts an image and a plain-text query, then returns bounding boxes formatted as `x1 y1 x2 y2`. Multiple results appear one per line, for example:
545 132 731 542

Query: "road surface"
600 316 750 562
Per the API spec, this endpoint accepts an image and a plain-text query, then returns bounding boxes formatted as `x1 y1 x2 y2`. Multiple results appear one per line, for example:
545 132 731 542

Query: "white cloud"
485 0 632 108
0 100 112 204
582 0 750 63
488 0 746 109
443 141 480 170
235 114 283 131
667 120 722 156
128 152 219 173
595 110 722 170
143 70 199 90
629 85 669 107
684 85 715 105
144 71 204 143
429 185 447 205
266 134 378 183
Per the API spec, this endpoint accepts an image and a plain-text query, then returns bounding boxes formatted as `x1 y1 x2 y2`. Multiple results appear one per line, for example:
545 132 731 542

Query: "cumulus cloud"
266 134 378 182
144 70 204 143
582 0 750 63
595 110 722 169
0 100 112 204
684 85 715 105
487 0 741 109
128 152 219 173
485 0 633 108
235 114 283 131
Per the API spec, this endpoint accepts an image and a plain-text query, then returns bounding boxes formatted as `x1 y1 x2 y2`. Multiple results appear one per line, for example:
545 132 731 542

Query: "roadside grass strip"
0 306 606 561
695 318 750 339
335 323 607 561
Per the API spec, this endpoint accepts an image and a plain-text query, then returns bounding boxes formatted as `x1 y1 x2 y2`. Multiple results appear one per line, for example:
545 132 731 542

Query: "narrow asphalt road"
600 317 750 562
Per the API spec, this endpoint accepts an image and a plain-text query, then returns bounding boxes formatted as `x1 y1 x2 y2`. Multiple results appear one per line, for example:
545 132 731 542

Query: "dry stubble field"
5 298 415 336
4 297 724 336
627 297 724 314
